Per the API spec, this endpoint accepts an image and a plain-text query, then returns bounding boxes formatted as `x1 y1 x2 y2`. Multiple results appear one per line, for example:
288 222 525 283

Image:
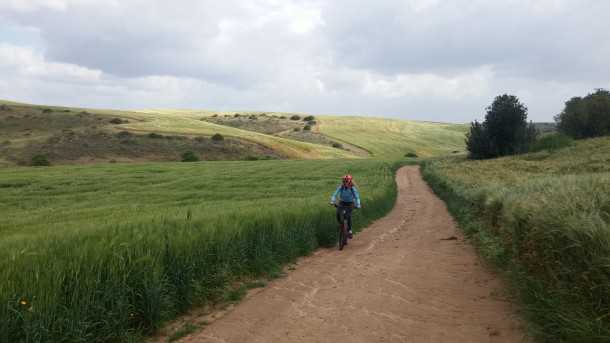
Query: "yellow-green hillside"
126 110 354 159
1 100 468 161
318 116 467 158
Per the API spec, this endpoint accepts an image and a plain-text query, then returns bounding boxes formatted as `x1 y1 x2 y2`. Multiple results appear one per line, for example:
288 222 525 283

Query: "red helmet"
342 174 353 187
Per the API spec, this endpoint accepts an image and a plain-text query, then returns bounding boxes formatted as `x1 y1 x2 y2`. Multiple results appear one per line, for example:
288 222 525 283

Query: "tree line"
466 89 610 159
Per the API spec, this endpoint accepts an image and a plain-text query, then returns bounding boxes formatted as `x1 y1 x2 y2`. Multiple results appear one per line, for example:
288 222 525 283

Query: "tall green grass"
421 137 610 342
0 159 401 342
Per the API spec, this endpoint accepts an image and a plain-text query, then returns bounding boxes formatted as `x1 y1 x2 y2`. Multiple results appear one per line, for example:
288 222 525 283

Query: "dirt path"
179 166 529 342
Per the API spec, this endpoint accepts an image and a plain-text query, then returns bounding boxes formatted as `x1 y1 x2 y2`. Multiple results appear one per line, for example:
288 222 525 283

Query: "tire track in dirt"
178 166 529 343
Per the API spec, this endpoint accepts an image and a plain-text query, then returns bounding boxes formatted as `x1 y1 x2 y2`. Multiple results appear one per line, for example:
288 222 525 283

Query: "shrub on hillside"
293 127 300 132
147 132 164 139
41 108 53 114
279 116 287 119
303 125 311 131
303 115 315 121
466 94 538 159
405 152 418 158
194 136 206 143
555 89 610 139
529 133 574 152
116 131 132 139
249 115 257 120
109 118 127 124
233 113 241 118
0 104 10 111
332 142 343 149
290 115 301 120
31 154 50 166
211 133 224 141
181 151 199 162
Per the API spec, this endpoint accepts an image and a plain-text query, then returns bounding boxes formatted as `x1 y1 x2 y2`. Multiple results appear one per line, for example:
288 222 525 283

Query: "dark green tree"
555 89 610 139
466 94 537 159
465 121 491 159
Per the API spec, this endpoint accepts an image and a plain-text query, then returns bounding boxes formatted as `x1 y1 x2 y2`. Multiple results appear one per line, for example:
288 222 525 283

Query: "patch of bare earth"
157 166 530 343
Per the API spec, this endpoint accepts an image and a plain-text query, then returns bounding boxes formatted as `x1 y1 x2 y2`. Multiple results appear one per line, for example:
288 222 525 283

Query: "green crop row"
0 159 403 342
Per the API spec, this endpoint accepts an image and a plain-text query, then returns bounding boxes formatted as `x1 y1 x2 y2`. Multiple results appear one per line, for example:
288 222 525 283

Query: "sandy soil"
176 166 529 343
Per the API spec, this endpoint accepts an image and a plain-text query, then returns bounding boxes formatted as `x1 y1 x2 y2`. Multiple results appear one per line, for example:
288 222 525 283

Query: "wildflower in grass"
18 297 33 311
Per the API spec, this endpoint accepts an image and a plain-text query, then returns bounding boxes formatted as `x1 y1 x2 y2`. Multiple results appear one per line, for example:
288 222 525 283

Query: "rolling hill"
0 100 467 166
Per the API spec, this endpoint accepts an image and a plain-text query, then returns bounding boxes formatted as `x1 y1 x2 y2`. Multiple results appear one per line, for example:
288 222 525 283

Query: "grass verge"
420 139 610 342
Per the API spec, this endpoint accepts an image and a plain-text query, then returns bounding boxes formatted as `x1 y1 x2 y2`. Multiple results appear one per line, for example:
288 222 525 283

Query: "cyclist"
330 174 361 239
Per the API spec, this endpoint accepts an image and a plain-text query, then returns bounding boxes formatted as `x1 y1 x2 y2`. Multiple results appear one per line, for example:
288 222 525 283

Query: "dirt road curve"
182 166 529 343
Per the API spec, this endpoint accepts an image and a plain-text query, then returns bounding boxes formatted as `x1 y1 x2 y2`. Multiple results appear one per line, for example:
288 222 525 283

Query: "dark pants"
336 202 354 232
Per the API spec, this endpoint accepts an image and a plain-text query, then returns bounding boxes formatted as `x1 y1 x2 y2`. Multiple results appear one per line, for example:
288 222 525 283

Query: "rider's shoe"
348 230 353 239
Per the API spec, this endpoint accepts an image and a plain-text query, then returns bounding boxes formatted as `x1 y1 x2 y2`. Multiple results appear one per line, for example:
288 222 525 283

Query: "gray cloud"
0 0 609 122
322 0 610 82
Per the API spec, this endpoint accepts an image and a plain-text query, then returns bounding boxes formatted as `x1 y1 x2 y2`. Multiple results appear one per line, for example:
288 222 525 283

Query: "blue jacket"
330 185 361 208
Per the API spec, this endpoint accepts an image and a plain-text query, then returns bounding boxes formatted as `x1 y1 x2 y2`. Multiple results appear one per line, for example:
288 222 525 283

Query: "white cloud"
0 0 67 12
0 43 101 82
362 67 493 99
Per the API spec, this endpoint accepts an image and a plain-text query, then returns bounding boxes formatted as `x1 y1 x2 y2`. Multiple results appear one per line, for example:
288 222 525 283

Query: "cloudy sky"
1 0 608 122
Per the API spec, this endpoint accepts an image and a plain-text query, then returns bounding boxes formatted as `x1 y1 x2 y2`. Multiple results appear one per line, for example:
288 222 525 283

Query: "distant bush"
303 125 311 131
332 142 343 149
307 120 317 126
290 115 301 120
116 131 132 139
109 118 127 124
211 133 224 141
233 113 241 118
249 115 257 120
31 154 50 166
405 152 418 158
245 155 259 161
530 133 574 152
279 116 287 119
293 127 300 132
211 114 218 117
0 104 10 111
147 132 164 139
466 94 538 159
303 115 315 121
41 108 53 114
556 89 610 139
194 136 206 143
181 151 199 162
